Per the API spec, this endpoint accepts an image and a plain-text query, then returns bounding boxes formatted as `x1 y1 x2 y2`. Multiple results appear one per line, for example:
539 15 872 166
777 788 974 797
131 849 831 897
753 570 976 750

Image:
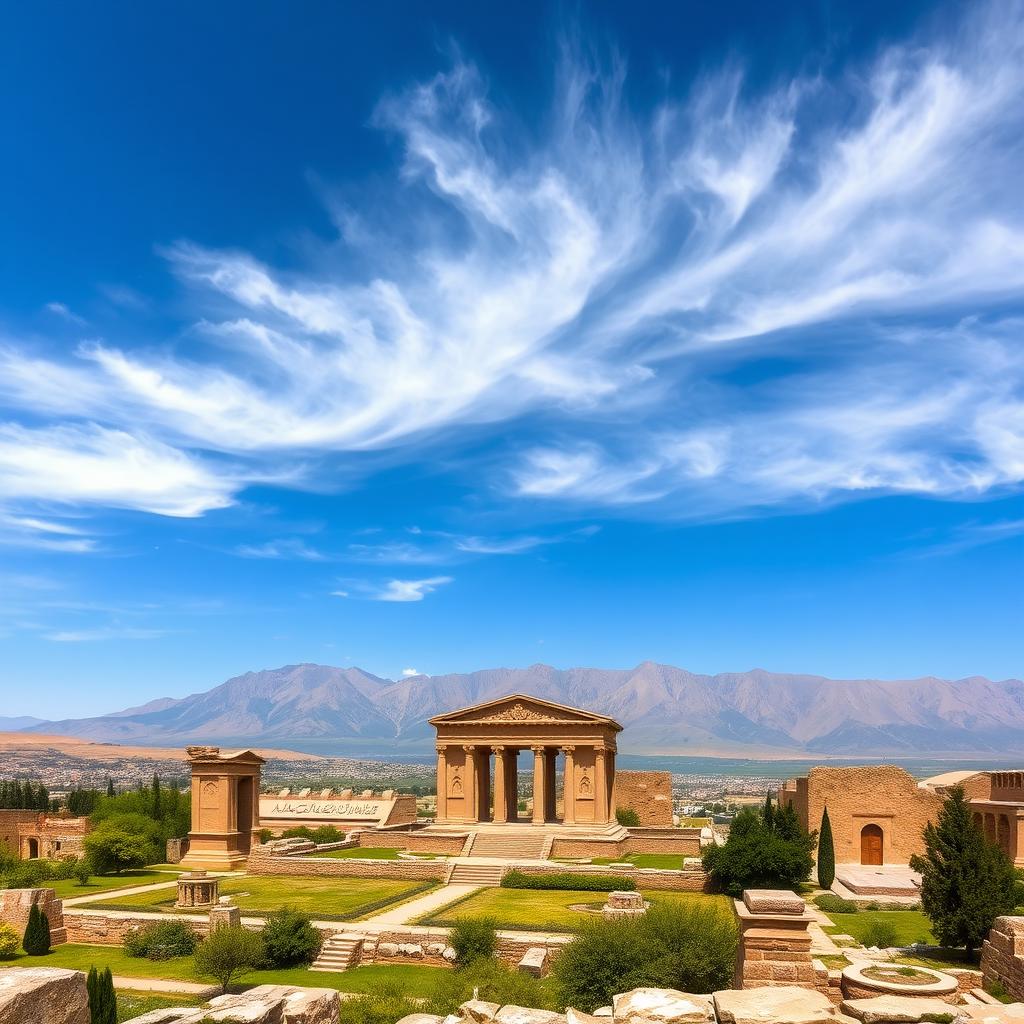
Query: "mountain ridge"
21 661 1024 757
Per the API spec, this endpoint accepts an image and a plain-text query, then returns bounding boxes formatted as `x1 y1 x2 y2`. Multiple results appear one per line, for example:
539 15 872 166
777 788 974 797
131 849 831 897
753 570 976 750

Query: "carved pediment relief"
431 693 621 730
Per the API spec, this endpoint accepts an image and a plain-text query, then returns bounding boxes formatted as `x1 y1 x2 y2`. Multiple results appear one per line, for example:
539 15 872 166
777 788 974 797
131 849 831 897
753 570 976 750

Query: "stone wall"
511 862 708 892
0 810 40 858
65 909 209 946
357 830 468 855
777 766 943 865
246 845 449 881
550 829 700 860
614 771 674 826
982 915 1024 1000
0 888 68 945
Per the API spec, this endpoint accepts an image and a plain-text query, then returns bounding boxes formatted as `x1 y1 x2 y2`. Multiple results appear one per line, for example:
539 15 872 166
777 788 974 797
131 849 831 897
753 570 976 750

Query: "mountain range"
20 662 1024 758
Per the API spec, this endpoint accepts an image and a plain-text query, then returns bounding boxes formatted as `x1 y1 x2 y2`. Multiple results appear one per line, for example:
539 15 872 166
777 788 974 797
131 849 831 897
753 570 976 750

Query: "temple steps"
469 832 548 859
448 862 505 885
309 933 364 973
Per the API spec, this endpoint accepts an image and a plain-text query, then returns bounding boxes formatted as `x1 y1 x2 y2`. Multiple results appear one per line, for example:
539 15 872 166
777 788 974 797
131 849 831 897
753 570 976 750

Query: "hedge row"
501 869 636 892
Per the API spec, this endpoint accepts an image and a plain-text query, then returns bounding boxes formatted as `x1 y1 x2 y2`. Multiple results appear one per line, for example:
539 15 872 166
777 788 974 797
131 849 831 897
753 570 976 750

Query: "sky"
0 1 1022 718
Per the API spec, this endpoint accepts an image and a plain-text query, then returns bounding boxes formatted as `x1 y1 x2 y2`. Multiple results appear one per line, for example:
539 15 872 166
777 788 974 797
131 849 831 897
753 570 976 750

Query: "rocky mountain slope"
22 662 1024 756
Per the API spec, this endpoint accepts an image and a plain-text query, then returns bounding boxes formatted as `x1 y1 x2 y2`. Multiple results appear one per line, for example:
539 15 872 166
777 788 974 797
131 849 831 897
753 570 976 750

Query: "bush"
281 826 315 840
257 828 274 844
73 859 92 886
123 920 199 960
84 813 162 874
311 826 343 845
815 894 858 914
0 922 19 959
425 958 556 1014
193 924 266 993
616 807 641 828
502 870 635 892
262 908 322 967
23 902 51 955
449 916 498 966
339 980 422 1024
861 919 898 949
553 900 737 1011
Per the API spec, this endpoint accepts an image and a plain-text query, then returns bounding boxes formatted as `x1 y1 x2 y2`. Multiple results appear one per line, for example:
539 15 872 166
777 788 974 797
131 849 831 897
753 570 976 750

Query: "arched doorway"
860 823 883 865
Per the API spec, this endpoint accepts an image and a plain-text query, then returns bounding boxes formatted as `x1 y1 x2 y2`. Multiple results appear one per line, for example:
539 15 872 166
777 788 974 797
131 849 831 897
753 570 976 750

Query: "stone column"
607 749 616 819
562 746 577 825
493 746 508 823
463 745 477 822
545 748 557 822
595 747 609 823
532 747 547 824
436 746 448 823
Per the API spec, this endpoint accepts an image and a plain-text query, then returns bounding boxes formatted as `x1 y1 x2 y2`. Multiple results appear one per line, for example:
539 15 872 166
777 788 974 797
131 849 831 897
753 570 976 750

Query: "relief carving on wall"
449 767 464 798
474 701 575 724
578 772 593 797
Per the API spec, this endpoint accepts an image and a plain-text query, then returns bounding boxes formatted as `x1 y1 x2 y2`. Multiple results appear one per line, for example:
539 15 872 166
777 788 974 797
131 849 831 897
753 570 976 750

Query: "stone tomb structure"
179 746 263 871
431 694 621 826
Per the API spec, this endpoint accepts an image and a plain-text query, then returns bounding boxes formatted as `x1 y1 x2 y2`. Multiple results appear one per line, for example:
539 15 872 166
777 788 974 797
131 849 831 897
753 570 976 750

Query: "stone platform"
834 865 921 898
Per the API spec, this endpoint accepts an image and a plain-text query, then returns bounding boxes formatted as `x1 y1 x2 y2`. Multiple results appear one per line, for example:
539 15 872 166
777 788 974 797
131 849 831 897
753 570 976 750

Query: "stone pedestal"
209 898 241 930
602 890 648 919
733 889 830 999
175 871 219 909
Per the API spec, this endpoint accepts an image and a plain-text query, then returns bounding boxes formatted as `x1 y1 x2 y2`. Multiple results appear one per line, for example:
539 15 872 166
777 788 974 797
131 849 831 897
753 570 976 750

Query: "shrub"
193 924 266 993
261 908 322 967
84 813 162 874
502 869 635 892
553 900 737 1011
123 920 199 960
815 894 858 914
0 922 19 959
311 826 343 845
73 859 92 886
449 916 498 966
281 826 316 840
616 807 641 828
425 958 556 1014
862 919 898 949
23 902 51 955
257 828 274 844
339 979 423 1024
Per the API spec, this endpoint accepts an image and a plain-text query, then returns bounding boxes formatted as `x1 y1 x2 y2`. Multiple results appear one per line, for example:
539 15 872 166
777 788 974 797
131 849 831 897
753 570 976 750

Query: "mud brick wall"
246 846 448 881
982 915 1024 1000
0 810 41 857
614 771 674 826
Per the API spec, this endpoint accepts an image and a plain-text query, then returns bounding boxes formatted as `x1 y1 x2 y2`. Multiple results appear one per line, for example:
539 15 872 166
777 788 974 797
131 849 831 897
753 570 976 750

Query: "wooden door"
861 824 883 865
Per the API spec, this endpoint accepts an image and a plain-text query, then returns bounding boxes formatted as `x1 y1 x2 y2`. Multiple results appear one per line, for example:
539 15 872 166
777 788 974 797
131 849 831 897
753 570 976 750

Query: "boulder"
240 985 341 1024
842 997 956 1024
399 942 425 958
443 946 458 961
377 942 401 957
595 1011 613 1019
426 942 448 956
0 966 90 1024
460 1000 502 1023
493 1008 566 1024
202 992 286 1024
613 989 715 1024
714 987 843 1024
954 1007 1024 1024
121 1011 203 1023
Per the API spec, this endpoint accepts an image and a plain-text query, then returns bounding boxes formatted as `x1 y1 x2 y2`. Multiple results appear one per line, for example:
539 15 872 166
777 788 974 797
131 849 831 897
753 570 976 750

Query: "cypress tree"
106 778 114 798
86 966 98 1022
910 785 1017 959
152 774 162 819
23 903 51 955
98 966 117 1024
817 806 835 889
762 792 775 830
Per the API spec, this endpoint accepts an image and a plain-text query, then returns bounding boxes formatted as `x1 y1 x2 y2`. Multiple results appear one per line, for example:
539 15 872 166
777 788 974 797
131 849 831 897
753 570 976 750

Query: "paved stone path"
360 882 482 925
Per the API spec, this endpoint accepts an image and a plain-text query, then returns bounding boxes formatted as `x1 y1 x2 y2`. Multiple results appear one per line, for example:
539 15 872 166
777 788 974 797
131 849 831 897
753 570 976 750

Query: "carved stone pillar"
463 745 477 822
436 746 448 822
532 746 547 824
595 746 609 823
493 746 508 823
562 746 577 825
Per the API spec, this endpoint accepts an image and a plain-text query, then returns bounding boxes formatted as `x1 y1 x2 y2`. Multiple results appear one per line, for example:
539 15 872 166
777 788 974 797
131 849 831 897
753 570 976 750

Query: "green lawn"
313 847 446 861
81 875 433 921
420 887 729 931
823 910 936 947
589 854 690 870
2 870 182 900
6 946 446 997
117 990 198 1023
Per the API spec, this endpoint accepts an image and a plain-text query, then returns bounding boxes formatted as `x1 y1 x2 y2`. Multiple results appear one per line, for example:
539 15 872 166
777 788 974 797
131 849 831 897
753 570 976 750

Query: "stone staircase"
448 862 505 886
469 831 548 860
309 933 364 973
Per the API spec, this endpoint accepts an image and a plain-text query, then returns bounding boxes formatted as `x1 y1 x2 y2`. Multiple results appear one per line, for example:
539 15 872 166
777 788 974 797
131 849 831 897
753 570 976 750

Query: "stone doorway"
860 823 883 865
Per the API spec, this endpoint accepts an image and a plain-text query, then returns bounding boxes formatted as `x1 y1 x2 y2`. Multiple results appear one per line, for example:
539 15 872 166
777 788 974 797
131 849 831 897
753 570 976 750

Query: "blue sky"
1 1 1022 718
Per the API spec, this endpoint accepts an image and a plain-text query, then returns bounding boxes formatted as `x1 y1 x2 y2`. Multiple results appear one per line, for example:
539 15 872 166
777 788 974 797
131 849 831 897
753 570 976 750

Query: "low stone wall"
510 862 708 892
982 915 1024 1000
65 909 209 945
246 846 449 880
357 830 467 855
551 829 700 860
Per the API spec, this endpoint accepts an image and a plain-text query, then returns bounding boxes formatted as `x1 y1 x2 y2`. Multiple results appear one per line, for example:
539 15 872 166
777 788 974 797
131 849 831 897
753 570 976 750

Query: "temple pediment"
429 694 622 730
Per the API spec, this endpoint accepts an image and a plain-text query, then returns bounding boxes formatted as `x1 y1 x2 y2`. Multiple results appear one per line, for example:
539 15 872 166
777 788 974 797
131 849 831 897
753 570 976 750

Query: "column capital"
462 744 476 753
493 745 506 753
436 744 449 754
531 745 546 754
561 745 576 754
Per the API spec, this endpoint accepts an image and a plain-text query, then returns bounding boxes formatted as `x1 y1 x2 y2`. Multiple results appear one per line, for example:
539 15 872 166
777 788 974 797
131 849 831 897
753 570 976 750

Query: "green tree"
193 925 266 993
449 917 498 966
910 785 1017 959
23 903 51 955
83 816 158 874
106 778 114 798
152 774 162 819
763 793 774 830
817 806 835 889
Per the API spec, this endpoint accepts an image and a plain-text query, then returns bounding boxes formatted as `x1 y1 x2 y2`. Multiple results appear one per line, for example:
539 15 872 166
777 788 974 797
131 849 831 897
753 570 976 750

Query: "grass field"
7 945 447 997
588 854 690 870
823 910 936 947
2 869 182 900
420 887 729 931
313 847 446 861
81 875 433 921
116 990 197 1022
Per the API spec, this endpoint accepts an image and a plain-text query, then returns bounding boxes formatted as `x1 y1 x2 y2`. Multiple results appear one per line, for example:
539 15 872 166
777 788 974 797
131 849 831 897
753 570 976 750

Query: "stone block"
714 986 842 1024
493 1007 566 1024
519 947 548 977
459 1000 502 1023
396 1016 446 1024
0 967 90 1024
743 890 807 916
239 985 340 1024
613 989 714 1024
841 996 956 1024
567 1010 608 1024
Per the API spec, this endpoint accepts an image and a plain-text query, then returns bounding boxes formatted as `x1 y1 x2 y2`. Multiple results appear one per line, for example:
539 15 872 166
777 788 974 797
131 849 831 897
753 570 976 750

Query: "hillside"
21 662 1024 757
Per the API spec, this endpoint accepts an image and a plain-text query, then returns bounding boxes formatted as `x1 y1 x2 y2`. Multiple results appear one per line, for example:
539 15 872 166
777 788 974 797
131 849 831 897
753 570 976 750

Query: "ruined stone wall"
982 915 1024 1000
614 771 674 826
0 809 39 858
779 766 942 865
246 846 448 881
0 888 67 944
383 794 419 826
65 909 208 945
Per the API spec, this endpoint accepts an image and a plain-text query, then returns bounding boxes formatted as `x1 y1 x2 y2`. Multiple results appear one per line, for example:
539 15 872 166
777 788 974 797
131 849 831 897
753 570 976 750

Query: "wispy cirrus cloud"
0 1 1020 527
332 575 454 603
235 538 326 561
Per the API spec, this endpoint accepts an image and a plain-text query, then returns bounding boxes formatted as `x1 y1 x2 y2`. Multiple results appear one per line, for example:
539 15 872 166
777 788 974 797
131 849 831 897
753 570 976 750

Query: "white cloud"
235 538 325 561
45 626 169 642
334 576 454 602
402 667 420 677
44 302 86 325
